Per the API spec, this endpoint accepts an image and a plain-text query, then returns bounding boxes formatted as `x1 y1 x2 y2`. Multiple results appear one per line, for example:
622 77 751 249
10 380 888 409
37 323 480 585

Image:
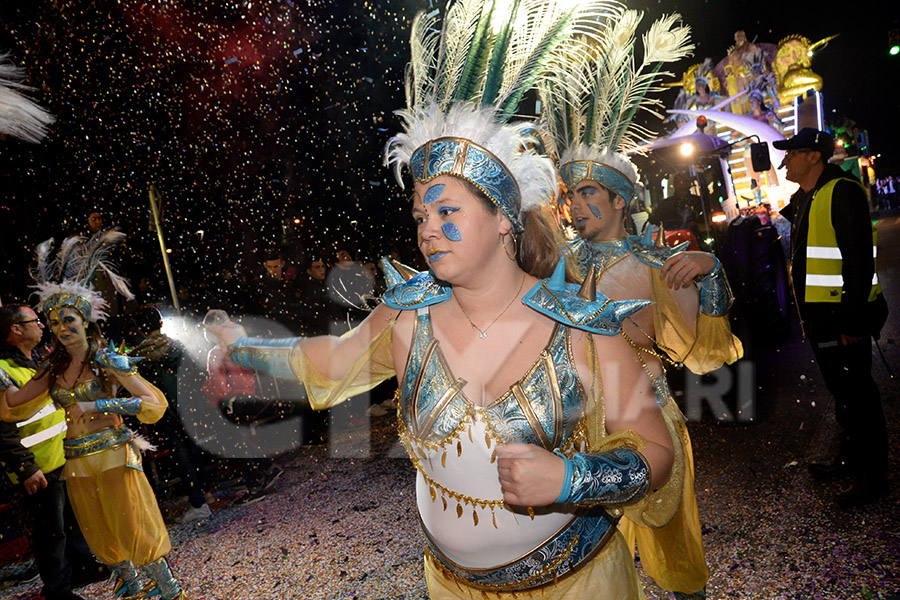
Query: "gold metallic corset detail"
50 379 102 409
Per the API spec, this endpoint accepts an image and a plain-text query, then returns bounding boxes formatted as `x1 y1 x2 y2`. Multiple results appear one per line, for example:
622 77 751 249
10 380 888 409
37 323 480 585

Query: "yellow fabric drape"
134 375 169 424
650 271 743 375
290 320 396 411
618 422 708 594
65 443 170 567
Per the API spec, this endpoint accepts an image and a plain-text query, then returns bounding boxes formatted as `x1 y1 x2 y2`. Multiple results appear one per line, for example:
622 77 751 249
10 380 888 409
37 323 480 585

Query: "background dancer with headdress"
0 230 188 600
209 1 690 598
538 11 741 599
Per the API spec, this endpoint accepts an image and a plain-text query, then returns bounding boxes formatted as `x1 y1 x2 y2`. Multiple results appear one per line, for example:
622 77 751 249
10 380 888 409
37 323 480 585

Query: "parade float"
646 30 838 219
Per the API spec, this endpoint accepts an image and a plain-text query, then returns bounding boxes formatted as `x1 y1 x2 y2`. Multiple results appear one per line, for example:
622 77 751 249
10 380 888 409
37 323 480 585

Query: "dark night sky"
1 0 897 306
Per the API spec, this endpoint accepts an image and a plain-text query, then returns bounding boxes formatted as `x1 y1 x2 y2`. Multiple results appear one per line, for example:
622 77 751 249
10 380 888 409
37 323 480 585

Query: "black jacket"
783 164 875 340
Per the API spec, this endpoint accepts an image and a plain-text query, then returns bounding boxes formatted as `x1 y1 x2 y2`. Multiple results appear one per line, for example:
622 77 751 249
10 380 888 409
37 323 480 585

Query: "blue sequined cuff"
0 368 14 391
230 336 302 379
553 450 574 504
95 397 142 416
560 447 650 507
699 258 734 316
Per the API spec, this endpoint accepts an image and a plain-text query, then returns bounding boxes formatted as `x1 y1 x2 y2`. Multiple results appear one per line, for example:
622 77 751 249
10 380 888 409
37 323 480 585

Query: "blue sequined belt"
420 507 618 592
64 426 133 459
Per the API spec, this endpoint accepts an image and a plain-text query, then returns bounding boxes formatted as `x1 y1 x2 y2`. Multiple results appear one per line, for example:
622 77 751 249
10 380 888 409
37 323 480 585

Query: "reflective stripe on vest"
0 358 66 483
804 178 882 303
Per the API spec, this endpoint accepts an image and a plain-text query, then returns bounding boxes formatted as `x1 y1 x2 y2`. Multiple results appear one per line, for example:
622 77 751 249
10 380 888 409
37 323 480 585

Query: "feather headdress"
385 0 625 233
0 53 55 144
538 10 693 202
32 229 133 322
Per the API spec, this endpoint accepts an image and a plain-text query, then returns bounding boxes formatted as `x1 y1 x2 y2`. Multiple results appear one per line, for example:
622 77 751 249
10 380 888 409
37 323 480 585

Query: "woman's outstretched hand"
206 321 247 347
496 443 566 507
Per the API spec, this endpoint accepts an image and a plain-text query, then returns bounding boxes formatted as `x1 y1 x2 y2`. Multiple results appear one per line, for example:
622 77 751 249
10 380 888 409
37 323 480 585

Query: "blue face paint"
428 251 449 263
423 184 445 204
442 222 462 242
588 204 603 219
67 326 79 335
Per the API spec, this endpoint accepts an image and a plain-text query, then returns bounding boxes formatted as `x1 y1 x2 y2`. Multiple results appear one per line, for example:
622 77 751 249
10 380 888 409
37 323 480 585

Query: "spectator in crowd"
258 249 299 332
124 305 212 523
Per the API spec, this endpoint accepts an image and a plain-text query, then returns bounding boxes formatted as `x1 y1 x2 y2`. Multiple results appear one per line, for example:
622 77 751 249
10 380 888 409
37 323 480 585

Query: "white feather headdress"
385 0 626 231
0 53 55 144
32 229 134 322
539 10 693 199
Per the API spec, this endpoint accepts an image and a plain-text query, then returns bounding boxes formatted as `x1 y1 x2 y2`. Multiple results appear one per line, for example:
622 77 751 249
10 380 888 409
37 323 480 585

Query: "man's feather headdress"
538 10 693 202
32 229 133 322
385 0 625 232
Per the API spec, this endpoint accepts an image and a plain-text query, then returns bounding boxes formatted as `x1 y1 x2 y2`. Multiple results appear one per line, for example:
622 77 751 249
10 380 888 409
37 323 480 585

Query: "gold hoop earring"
502 232 518 261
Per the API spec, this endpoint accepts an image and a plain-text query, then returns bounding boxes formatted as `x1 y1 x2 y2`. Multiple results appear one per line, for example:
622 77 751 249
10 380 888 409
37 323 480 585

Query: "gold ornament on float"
773 34 838 106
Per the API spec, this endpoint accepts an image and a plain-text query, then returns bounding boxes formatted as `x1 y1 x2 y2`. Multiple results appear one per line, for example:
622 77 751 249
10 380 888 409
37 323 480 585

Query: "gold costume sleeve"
135 375 169 424
290 320 397 411
1 393 49 423
650 270 743 375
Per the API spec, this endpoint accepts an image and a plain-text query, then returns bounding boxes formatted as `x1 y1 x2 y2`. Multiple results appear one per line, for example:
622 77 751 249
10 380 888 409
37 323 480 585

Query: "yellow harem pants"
424 530 645 600
64 443 171 567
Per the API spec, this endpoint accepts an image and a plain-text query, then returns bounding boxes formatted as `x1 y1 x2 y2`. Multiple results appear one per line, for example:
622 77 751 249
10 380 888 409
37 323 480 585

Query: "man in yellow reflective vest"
777 128 889 508
0 304 105 600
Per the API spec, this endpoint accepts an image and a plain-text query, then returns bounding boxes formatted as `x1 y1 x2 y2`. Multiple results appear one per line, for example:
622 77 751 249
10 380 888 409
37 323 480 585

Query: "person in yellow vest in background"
0 304 107 600
777 128 890 508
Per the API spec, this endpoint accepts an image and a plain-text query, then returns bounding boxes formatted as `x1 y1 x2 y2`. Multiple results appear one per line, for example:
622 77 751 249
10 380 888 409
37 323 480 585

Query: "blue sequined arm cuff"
95 397 142 416
0 367 15 392
699 258 734 316
557 447 650 507
230 337 302 379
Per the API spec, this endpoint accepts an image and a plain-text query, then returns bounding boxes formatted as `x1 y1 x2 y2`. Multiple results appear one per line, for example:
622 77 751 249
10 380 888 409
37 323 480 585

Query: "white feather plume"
538 11 694 179
0 53 55 144
30 229 132 322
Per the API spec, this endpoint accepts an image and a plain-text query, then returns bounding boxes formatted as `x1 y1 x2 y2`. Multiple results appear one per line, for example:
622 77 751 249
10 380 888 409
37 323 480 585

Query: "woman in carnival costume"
211 1 689 597
538 11 742 599
0 230 188 600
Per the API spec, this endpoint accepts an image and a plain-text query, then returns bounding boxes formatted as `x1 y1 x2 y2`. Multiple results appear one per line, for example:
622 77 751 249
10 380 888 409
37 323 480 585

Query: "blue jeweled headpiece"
559 160 636 204
409 136 522 233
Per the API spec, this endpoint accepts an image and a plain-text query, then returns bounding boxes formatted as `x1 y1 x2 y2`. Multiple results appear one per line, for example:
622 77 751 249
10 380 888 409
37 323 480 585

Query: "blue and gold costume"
232 261 688 597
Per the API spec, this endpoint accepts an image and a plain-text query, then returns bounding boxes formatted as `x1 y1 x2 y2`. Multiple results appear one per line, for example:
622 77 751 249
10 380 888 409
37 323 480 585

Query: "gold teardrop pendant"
429 486 436 502
441 451 447 468
456 503 463 519
457 440 462 457
472 509 479 526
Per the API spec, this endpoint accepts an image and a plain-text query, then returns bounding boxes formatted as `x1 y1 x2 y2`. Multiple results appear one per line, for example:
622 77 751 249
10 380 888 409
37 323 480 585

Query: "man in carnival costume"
208 1 695 598
538 11 742 599
0 229 189 599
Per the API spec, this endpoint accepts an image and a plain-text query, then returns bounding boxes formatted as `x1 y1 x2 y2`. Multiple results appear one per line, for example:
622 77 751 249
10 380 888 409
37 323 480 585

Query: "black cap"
773 128 834 159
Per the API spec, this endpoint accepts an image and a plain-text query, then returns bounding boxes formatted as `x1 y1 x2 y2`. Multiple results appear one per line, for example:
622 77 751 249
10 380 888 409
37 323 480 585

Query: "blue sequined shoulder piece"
627 233 689 269
522 259 651 335
381 271 451 310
